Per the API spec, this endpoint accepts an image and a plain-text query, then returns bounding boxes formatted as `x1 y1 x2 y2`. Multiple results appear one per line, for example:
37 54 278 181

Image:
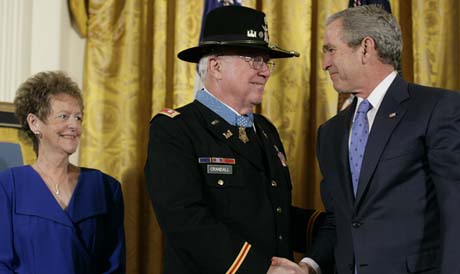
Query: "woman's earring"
34 131 42 139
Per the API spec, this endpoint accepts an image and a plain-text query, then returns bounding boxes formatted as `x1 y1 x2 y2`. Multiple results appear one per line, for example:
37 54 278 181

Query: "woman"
0 71 125 273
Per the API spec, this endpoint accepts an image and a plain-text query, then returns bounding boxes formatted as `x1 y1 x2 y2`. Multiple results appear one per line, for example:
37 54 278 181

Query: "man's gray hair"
327 4 402 70
198 55 210 84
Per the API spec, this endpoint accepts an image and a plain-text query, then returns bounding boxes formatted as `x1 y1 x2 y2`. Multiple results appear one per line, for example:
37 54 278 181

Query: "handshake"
267 257 317 274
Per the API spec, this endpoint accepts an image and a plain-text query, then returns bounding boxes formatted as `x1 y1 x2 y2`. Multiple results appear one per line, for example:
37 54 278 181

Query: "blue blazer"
310 75 460 274
0 166 125 274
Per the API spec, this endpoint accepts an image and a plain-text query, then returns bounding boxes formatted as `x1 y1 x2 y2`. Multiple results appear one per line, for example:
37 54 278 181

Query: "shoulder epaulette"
158 108 181 118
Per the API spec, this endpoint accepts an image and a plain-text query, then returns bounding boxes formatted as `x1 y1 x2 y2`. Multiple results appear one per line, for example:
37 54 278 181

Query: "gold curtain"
68 0 460 273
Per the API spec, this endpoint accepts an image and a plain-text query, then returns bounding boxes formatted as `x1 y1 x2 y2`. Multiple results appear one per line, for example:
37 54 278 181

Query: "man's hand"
267 264 299 274
267 264 305 274
270 257 317 274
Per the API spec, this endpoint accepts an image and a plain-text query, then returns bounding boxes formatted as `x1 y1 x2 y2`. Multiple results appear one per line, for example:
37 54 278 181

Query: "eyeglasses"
238 56 275 72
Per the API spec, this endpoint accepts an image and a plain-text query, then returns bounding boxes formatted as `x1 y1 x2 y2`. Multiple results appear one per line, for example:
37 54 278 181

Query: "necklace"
34 164 65 195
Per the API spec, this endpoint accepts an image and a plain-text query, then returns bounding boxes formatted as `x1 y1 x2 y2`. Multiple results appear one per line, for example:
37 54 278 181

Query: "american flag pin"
389 112 397 118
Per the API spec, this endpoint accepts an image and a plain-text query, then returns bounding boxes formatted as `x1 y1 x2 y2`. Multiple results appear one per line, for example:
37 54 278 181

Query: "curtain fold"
69 0 88 37
69 1 163 273
68 1 460 273
411 0 460 89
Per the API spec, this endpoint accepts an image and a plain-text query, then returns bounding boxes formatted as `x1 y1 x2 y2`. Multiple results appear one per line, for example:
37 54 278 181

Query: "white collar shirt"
352 71 398 133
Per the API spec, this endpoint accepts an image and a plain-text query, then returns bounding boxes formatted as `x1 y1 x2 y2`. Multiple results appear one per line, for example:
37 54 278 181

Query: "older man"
145 5 323 274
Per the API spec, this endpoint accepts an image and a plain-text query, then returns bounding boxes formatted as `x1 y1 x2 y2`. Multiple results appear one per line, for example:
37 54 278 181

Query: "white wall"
0 0 32 101
0 0 84 102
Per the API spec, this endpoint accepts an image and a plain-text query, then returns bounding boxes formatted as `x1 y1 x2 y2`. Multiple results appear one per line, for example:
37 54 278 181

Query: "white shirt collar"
356 71 397 111
351 71 398 133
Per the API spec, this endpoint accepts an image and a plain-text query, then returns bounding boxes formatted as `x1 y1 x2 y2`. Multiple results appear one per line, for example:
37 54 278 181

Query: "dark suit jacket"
145 100 322 274
310 75 460 274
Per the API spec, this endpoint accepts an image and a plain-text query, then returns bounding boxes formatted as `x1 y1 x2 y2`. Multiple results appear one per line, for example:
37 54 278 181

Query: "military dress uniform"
145 94 322 274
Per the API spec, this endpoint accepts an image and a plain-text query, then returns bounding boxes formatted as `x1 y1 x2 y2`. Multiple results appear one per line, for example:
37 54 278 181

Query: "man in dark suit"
273 4 460 274
144 6 323 274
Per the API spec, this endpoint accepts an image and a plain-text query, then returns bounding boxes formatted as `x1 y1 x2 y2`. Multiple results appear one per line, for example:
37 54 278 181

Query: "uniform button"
278 235 283 240
352 222 362 228
217 179 224 186
276 207 282 214
271 180 278 187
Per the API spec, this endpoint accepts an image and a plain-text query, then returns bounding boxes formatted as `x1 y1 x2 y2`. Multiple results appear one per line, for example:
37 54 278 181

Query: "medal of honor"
238 127 249 143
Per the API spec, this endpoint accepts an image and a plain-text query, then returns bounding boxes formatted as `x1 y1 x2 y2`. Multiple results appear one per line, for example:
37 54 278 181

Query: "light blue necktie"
349 99 372 196
236 115 253 128
196 90 254 128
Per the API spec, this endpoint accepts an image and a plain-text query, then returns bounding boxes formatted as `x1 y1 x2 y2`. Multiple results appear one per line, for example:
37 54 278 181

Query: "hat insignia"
247 30 257 38
262 17 269 43
218 0 238 5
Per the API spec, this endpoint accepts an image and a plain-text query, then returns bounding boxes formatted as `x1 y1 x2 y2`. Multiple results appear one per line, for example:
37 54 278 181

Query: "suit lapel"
355 76 410 205
337 101 356 208
194 101 264 170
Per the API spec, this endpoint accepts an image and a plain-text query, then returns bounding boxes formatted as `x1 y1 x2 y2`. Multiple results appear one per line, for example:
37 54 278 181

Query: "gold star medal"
238 127 249 143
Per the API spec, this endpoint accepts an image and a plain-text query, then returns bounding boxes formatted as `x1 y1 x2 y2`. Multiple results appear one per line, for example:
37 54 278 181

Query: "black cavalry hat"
177 5 300 63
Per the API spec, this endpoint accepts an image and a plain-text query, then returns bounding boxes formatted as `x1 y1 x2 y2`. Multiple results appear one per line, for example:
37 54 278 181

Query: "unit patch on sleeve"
158 108 181 118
